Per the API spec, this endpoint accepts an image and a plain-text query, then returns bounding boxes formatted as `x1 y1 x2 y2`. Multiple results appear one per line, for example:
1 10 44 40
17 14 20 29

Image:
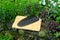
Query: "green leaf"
55 32 60 37
56 17 60 22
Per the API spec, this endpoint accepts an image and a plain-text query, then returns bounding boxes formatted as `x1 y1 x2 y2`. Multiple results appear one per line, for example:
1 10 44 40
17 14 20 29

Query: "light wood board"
12 16 42 31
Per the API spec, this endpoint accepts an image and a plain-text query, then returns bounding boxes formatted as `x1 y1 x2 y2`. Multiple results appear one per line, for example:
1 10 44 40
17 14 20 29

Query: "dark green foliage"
0 0 40 22
0 0 60 40
0 0 40 27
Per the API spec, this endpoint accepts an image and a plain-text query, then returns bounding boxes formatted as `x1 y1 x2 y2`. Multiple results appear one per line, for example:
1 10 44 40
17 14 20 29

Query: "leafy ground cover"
0 0 60 40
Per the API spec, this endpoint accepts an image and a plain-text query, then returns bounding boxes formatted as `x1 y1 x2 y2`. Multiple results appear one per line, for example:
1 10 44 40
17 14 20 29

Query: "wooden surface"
12 16 42 31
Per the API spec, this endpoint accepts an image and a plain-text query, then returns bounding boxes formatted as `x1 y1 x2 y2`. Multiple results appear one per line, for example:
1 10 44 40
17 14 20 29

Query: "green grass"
0 0 60 40
0 32 12 40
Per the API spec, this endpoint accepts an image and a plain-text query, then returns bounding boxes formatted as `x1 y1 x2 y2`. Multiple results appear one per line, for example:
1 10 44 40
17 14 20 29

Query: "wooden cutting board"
12 16 42 31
